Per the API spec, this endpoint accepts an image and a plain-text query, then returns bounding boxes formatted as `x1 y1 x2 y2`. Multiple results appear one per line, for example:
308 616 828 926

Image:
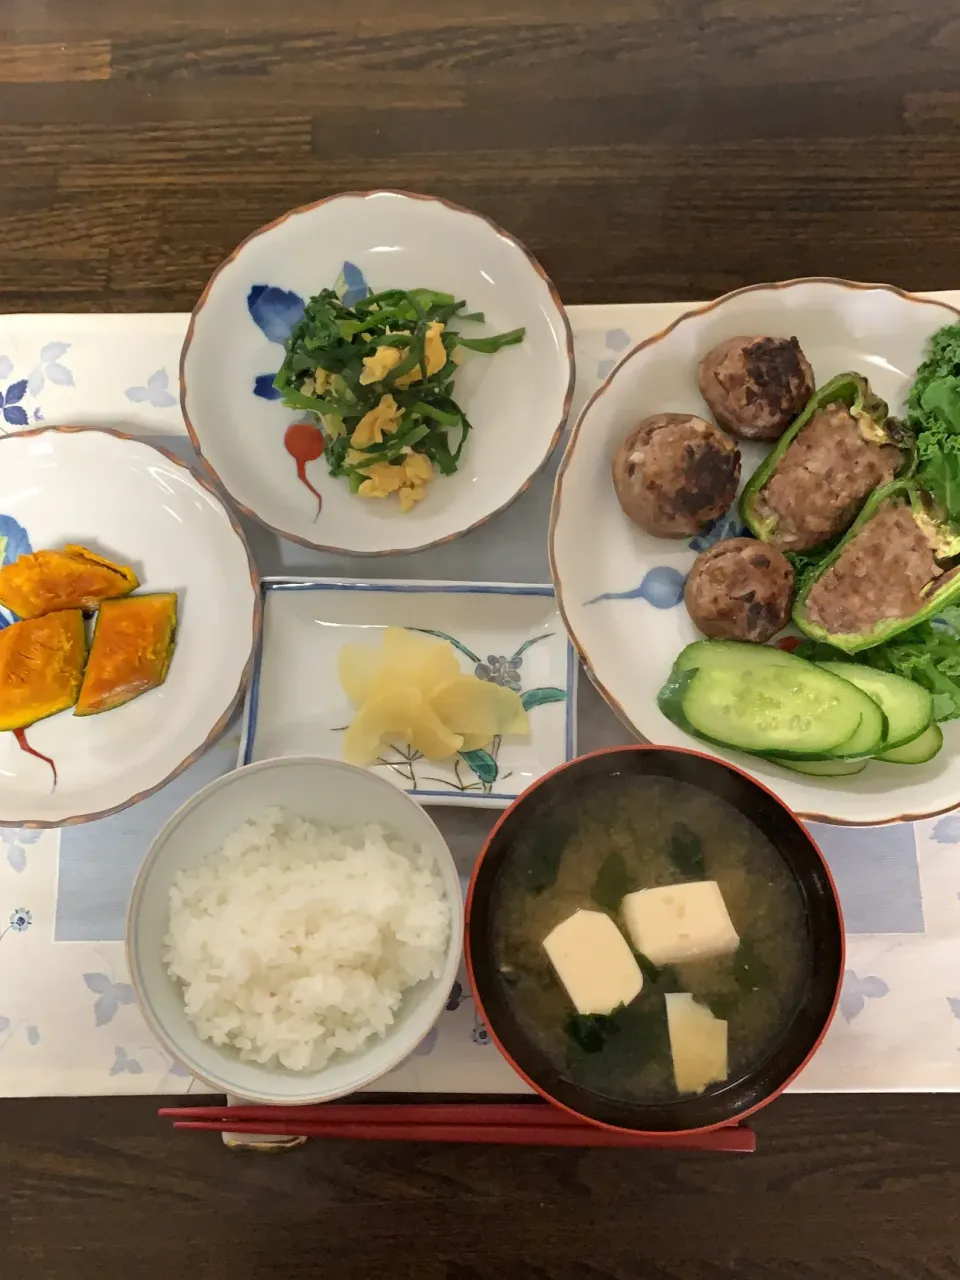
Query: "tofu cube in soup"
665 993 729 1095
621 881 739 967
542 909 643 1016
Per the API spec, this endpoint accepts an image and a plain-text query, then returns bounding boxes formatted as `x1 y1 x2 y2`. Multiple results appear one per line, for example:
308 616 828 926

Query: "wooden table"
2 1 960 1276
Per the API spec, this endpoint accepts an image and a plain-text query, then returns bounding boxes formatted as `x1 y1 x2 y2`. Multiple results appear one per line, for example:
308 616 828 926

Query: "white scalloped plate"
0 427 259 826
181 190 574 556
550 279 960 825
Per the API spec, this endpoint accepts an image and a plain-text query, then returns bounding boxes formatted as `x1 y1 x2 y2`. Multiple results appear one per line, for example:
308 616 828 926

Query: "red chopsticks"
158 1102 756 1151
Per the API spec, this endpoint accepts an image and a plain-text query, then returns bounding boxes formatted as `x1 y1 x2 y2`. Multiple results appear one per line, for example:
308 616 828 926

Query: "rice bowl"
127 755 462 1105
164 810 451 1072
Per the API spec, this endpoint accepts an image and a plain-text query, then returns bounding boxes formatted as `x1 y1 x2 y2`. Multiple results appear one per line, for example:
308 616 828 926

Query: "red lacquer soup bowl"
465 746 844 1134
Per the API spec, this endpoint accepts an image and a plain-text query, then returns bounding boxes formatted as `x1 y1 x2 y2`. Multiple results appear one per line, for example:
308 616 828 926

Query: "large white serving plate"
0 427 259 826
550 279 960 824
181 189 574 556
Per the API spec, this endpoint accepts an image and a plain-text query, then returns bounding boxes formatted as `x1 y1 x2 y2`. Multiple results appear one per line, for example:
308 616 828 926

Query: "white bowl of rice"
127 755 462 1104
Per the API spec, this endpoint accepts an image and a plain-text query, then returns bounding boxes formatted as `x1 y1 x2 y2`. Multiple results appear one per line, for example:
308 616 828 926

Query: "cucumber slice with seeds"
816 662 932 751
676 662 875 758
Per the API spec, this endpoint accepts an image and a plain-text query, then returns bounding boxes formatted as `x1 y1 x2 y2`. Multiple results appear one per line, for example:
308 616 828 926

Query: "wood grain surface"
3 1 960 1276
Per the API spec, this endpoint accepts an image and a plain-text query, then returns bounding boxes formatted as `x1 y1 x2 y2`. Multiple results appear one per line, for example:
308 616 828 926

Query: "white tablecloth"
1 299 959 1097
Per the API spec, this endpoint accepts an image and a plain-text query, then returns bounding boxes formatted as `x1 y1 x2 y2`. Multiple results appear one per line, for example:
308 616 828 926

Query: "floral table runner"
1 300 959 1096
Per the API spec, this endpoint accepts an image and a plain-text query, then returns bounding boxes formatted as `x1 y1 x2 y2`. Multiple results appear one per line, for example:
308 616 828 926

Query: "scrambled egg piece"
351 393 402 449
396 322 447 387
358 452 434 513
300 368 332 396
359 346 403 385
357 324 448 389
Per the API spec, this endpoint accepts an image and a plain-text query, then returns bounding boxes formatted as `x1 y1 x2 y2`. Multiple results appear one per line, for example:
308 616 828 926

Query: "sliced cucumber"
673 640 798 675
776 757 869 777
677 662 872 758
816 662 933 751
877 722 944 764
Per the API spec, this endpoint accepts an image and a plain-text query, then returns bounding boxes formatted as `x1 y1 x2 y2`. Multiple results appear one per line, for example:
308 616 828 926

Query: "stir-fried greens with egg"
274 288 524 512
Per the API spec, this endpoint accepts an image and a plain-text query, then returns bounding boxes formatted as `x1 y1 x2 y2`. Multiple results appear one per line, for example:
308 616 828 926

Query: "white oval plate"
181 189 574 556
550 279 960 825
0 427 260 826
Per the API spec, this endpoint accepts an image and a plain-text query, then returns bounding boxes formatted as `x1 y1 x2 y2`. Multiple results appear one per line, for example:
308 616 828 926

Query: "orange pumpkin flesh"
0 545 139 619
0 609 88 731
75 593 177 716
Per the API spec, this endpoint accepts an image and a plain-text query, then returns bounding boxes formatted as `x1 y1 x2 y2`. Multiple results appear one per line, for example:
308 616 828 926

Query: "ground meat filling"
756 403 901 551
803 502 940 635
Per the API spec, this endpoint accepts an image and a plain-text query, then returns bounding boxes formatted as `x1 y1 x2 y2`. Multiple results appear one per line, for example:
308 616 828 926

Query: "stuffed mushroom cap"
612 413 741 538
698 335 814 441
684 537 795 642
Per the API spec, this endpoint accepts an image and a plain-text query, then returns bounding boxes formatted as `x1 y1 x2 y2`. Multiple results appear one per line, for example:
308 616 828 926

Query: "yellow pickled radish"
338 626 530 764
484 681 530 735
429 675 501 740
338 642 380 706
342 687 463 765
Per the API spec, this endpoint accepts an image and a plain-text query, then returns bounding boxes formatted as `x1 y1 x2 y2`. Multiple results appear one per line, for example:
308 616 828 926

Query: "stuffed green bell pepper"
794 478 960 653
739 372 911 552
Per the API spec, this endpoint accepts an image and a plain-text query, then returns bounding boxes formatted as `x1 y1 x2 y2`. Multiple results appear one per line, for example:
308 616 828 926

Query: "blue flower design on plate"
248 285 305 344
586 565 686 608
110 1046 143 1076
0 826 43 874
125 368 177 408
839 970 889 1022
948 997 960 1020
249 263 370 399
688 506 749 553
0 515 32 633
84 972 136 1027
334 260 370 308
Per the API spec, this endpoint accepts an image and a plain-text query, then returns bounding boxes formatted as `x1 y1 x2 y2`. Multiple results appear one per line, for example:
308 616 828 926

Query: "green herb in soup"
491 774 810 1104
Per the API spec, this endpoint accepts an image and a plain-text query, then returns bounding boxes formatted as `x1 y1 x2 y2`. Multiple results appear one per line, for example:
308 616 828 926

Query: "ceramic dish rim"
239 574 579 808
179 187 576 557
547 276 960 827
0 424 261 829
126 752 465 1104
465 742 845 1135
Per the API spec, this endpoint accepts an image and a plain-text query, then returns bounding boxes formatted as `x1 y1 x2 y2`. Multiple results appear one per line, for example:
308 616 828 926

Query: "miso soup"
491 773 810 1104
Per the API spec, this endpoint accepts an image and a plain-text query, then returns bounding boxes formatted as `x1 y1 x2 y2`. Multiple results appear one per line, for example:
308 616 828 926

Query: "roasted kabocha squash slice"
75 593 177 715
0 545 139 619
0 609 88 731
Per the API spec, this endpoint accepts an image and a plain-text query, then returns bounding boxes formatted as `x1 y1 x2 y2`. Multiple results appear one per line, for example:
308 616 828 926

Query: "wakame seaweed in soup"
490 774 810 1104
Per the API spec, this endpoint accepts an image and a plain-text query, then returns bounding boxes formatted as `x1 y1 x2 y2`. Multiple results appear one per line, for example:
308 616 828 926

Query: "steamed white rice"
163 808 450 1071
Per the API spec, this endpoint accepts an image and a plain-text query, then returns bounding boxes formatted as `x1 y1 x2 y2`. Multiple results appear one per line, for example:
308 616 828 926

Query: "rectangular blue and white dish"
240 577 578 808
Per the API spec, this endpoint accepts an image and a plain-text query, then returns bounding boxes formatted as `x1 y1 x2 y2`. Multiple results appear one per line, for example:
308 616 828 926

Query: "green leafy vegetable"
565 1009 621 1054
274 286 524 502
564 998 667 1066
591 851 631 912
666 821 705 879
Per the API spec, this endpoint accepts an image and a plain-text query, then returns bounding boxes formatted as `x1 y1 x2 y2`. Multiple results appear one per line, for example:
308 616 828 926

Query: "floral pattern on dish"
248 263 370 400
364 629 566 796
0 514 30 633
